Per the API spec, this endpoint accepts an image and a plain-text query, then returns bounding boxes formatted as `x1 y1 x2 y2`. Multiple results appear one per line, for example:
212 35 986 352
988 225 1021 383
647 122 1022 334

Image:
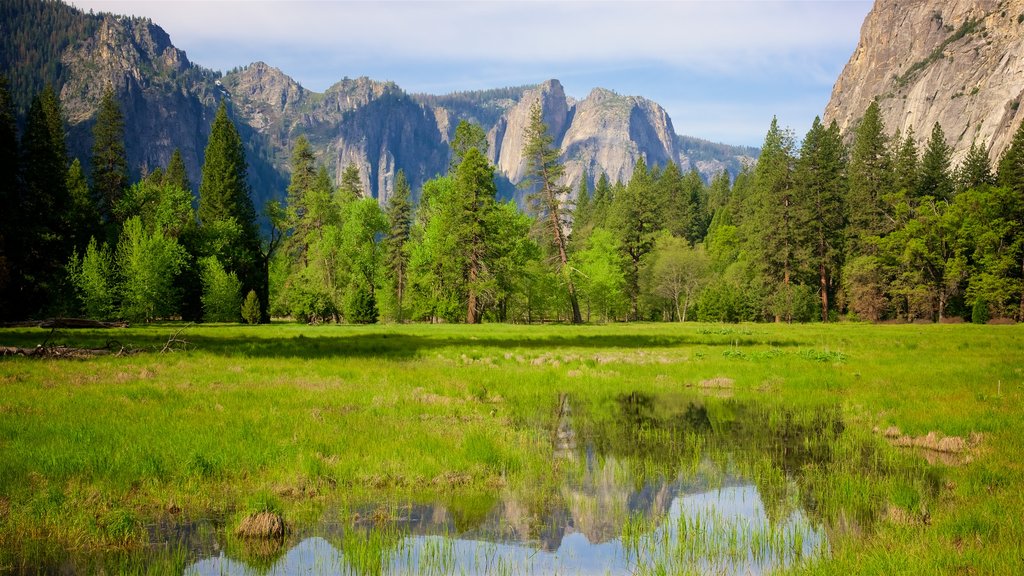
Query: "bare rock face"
825 0 1024 165
560 88 680 189
488 79 572 184
59 14 220 190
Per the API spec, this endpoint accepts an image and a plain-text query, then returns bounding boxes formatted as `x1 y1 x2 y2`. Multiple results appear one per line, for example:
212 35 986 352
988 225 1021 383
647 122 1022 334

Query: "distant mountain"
2 0 758 209
825 0 1024 164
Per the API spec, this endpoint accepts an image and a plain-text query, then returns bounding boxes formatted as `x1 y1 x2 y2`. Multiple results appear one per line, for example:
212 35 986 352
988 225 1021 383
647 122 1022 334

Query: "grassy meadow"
0 321 1021 574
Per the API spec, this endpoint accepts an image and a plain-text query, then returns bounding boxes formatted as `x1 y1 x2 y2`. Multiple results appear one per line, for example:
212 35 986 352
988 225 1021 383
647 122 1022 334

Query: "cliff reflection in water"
186 393 842 575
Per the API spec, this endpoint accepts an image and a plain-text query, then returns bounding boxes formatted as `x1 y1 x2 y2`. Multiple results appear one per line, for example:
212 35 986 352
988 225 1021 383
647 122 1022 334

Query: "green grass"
0 321 1022 574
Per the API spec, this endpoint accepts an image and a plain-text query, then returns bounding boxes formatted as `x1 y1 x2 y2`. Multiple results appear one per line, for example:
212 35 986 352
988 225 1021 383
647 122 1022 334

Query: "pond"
179 393 845 575
14 392 886 575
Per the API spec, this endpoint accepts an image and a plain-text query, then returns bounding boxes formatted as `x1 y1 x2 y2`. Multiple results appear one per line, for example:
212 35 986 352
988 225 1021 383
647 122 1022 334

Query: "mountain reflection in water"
185 394 832 575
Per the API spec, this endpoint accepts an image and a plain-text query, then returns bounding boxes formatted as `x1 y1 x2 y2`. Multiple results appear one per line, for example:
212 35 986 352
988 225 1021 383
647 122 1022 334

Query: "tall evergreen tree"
996 120 1024 320
956 140 994 193
65 158 99 254
918 122 954 201
0 76 18 319
747 117 801 322
847 100 892 254
796 118 847 322
91 88 128 232
385 169 413 322
891 128 919 198
164 148 191 193
573 176 591 233
338 164 363 200
20 85 70 316
521 102 582 324
658 162 693 240
198 102 263 320
455 147 498 323
611 157 662 320
449 120 488 173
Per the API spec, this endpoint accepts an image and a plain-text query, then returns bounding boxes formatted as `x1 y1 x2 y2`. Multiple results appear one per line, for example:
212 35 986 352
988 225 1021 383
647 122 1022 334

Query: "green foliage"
200 256 241 322
918 122 954 201
344 280 378 324
449 120 488 173
644 234 711 321
610 157 663 319
0 75 17 320
116 217 185 322
91 89 129 229
956 141 994 193
971 298 989 324
241 289 261 325
384 170 413 322
67 237 116 320
847 100 892 254
570 227 627 322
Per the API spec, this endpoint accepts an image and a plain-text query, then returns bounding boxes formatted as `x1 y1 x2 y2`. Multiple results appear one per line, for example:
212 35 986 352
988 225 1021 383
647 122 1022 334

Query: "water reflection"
187 484 822 575
183 393 835 575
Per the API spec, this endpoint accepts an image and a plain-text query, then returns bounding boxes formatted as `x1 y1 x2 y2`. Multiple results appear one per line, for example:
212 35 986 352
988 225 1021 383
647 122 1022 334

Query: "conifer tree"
996 120 1024 320
338 164 363 201
0 76 18 319
20 85 70 315
956 140 993 193
747 117 801 322
449 120 488 173
658 162 692 240
198 102 263 320
91 89 128 231
164 148 191 193
65 158 99 254
847 100 892 254
521 102 581 324
455 147 497 324
891 128 919 198
573 176 591 232
385 169 413 322
918 122 953 201
796 118 847 322
611 157 662 320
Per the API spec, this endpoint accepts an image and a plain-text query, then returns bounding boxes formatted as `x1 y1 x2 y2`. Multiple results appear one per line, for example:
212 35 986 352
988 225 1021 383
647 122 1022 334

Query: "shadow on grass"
0 325 804 361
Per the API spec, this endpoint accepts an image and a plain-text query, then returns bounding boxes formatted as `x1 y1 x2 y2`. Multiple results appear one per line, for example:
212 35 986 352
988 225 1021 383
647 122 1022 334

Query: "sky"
69 0 873 148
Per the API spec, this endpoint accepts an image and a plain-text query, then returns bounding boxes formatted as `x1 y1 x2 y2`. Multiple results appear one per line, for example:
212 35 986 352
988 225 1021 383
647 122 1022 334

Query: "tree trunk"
1020 255 1024 322
467 260 478 324
820 260 829 323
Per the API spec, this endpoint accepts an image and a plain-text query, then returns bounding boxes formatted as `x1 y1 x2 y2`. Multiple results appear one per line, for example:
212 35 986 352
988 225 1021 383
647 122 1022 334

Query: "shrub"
345 282 378 324
972 298 989 324
199 256 241 322
241 289 261 324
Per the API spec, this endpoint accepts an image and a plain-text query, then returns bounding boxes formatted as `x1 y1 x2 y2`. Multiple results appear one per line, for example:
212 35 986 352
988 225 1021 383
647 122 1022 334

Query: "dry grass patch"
236 511 288 539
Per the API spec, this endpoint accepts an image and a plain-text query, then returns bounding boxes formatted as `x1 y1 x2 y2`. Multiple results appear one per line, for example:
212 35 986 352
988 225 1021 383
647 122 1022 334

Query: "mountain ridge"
2 0 756 208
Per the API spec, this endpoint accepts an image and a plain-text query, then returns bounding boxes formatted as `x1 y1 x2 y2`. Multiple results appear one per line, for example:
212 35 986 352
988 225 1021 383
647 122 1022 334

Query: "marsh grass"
0 322 1022 574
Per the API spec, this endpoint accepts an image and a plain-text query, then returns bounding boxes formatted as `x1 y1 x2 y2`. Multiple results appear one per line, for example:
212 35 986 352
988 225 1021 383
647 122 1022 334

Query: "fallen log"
0 345 112 358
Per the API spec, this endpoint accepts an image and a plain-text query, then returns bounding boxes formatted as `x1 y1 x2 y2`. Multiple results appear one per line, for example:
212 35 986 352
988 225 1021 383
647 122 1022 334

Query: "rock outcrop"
12 0 757 210
825 0 1024 164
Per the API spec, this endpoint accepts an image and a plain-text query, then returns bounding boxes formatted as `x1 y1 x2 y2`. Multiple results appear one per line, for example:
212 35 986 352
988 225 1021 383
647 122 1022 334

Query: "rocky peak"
488 79 571 183
825 0 1024 165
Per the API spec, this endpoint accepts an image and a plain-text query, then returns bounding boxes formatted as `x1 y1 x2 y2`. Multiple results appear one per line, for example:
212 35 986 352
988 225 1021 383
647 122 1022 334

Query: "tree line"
2 77 1022 324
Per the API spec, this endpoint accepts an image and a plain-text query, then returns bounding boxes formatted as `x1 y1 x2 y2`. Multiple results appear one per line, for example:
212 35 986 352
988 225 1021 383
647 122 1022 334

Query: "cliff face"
825 0 1024 164
59 14 220 191
17 0 757 210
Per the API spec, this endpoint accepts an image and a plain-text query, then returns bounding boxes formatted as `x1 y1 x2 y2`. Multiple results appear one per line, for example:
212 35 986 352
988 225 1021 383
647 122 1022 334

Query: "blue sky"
71 1 873 147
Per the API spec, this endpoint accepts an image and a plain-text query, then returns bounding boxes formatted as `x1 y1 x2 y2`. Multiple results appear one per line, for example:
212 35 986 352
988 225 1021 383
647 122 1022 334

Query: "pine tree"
658 162 693 240
385 169 413 322
847 100 892 255
796 118 847 322
610 157 662 320
198 102 263 321
164 148 191 193
455 147 497 323
0 76 18 319
918 122 954 201
996 120 1024 320
956 140 994 193
338 164 363 201
891 128 919 198
20 85 70 316
747 117 801 322
449 120 488 173
521 102 581 324
573 176 591 233
91 88 128 231
65 158 99 254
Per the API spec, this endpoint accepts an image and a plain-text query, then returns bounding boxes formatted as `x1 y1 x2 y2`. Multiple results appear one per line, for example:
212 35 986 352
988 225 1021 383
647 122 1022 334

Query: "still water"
181 394 834 575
